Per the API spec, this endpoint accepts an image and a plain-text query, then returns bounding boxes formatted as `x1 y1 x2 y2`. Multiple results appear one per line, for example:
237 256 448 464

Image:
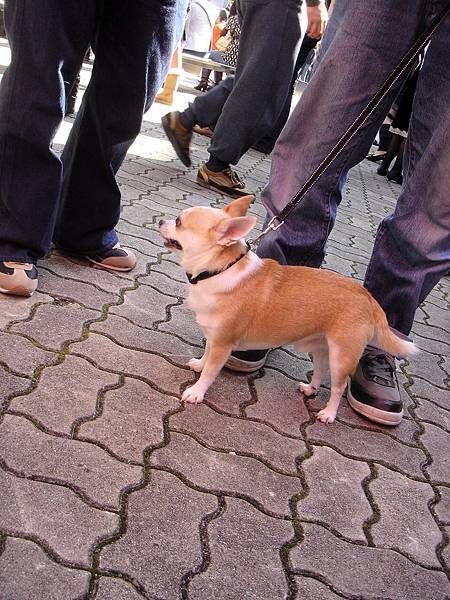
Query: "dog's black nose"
158 219 164 227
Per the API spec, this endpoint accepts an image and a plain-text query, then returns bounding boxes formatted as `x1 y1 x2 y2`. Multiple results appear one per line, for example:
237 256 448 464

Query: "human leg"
364 11 450 336
54 0 188 256
0 0 95 265
257 0 429 267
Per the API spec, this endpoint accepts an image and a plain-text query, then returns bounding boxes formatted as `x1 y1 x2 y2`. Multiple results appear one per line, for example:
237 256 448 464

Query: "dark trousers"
185 0 303 166
0 0 187 263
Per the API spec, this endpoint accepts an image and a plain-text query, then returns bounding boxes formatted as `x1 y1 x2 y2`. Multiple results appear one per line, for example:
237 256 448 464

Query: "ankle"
206 156 229 172
178 109 195 131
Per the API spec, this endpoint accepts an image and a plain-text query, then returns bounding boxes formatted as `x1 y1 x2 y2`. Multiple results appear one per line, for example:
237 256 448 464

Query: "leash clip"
247 215 285 249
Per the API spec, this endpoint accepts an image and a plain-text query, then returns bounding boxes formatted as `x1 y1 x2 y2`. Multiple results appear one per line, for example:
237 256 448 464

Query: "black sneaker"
225 349 270 373
347 346 403 426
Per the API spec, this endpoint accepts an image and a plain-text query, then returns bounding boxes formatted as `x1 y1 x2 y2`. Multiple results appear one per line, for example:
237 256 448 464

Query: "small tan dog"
159 196 417 423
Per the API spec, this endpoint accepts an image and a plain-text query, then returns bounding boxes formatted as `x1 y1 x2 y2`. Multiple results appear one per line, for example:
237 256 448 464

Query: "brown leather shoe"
161 111 192 167
197 161 251 197
193 125 214 138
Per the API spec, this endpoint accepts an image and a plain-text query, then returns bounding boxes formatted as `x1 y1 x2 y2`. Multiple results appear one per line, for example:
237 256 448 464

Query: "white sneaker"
0 262 38 297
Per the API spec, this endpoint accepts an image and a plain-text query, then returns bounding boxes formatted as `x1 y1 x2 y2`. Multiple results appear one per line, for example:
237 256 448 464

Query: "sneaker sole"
196 174 251 199
224 354 267 373
0 284 35 297
161 115 191 167
347 380 403 426
85 257 135 272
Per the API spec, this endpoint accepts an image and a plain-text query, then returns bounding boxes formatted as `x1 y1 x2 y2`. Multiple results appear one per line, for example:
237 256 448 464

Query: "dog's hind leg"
316 337 364 424
298 346 329 397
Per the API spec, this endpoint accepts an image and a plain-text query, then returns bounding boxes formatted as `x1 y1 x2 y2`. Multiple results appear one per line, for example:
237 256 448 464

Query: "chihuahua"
159 196 417 423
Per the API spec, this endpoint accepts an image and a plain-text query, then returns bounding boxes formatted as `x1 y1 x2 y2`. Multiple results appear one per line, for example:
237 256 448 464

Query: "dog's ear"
214 216 257 246
223 195 255 217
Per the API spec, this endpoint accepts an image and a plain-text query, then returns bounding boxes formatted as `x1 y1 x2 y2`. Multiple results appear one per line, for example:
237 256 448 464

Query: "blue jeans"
186 0 303 165
208 50 226 64
258 0 450 335
0 0 187 263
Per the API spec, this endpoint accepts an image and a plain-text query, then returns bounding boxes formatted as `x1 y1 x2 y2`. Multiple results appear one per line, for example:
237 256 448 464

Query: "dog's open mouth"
162 237 182 251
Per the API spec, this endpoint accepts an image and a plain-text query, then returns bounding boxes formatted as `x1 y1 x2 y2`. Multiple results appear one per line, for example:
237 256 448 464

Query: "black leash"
248 4 450 248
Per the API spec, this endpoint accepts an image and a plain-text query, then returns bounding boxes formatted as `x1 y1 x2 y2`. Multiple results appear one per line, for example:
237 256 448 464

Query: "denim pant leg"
364 9 450 335
207 0 302 165
53 0 188 256
0 0 95 263
257 0 429 267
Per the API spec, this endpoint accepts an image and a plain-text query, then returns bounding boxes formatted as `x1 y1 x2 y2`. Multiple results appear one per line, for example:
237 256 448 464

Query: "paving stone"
0 332 56 375
407 377 449 410
170 403 306 473
71 333 194 396
0 367 31 407
150 432 300 517
79 378 178 462
249 369 310 436
421 423 450 483
120 202 164 227
10 355 119 434
415 398 450 432
0 292 53 329
0 537 89 599
140 269 188 298
298 446 371 541
202 369 254 415
265 348 312 382
309 388 420 444
91 314 200 361
404 352 448 389
435 487 450 525
411 327 450 357
322 252 356 278
100 470 217 598
37 270 117 310
110 284 176 328
306 420 426 479
419 301 450 330
293 576 343 599
96 577 144 599
370 465 442 567
44 253 137 293
158 300 205 346
290 523 449 600
115 231 161 258
0 415 142 510
10 301 100 349
151 256 186 282
189 498 293 600
0 469 119 566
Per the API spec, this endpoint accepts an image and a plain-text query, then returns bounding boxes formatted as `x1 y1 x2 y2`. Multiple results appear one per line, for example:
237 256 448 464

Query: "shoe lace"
362 346 396 386
223 167 244 188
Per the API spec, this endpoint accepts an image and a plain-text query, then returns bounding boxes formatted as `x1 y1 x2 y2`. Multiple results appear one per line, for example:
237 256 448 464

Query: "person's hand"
306 3 328 39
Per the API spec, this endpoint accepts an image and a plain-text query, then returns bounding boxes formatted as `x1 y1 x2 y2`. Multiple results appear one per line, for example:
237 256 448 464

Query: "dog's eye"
175 217 181 227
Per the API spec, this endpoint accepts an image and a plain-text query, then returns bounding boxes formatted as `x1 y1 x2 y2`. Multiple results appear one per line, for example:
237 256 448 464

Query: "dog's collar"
186 244 250 285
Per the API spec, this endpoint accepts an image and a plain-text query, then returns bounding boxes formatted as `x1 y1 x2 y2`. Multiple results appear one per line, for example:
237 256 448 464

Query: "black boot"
194 69 211 92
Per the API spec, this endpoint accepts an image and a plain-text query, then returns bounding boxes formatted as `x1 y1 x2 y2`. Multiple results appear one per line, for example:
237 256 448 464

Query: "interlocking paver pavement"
0 59 449 599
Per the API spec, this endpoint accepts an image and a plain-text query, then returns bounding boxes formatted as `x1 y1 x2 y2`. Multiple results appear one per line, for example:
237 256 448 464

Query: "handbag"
215 31 231 52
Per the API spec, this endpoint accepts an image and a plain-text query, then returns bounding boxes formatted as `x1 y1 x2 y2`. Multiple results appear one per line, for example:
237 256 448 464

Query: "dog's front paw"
298 381 318 397
187 357 204 373
182 384 206 404
316 407 337 424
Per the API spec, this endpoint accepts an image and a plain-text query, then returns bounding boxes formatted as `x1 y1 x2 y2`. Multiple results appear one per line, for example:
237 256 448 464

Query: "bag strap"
249 3 450 247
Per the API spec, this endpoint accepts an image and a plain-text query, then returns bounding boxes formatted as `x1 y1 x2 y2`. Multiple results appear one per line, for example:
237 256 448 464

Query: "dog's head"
159 195 257 271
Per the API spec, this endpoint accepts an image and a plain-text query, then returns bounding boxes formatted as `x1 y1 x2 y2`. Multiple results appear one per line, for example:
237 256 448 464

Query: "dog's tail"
370 295 418 358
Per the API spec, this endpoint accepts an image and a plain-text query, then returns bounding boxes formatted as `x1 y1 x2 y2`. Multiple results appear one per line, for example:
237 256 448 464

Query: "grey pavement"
0 63 450 600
